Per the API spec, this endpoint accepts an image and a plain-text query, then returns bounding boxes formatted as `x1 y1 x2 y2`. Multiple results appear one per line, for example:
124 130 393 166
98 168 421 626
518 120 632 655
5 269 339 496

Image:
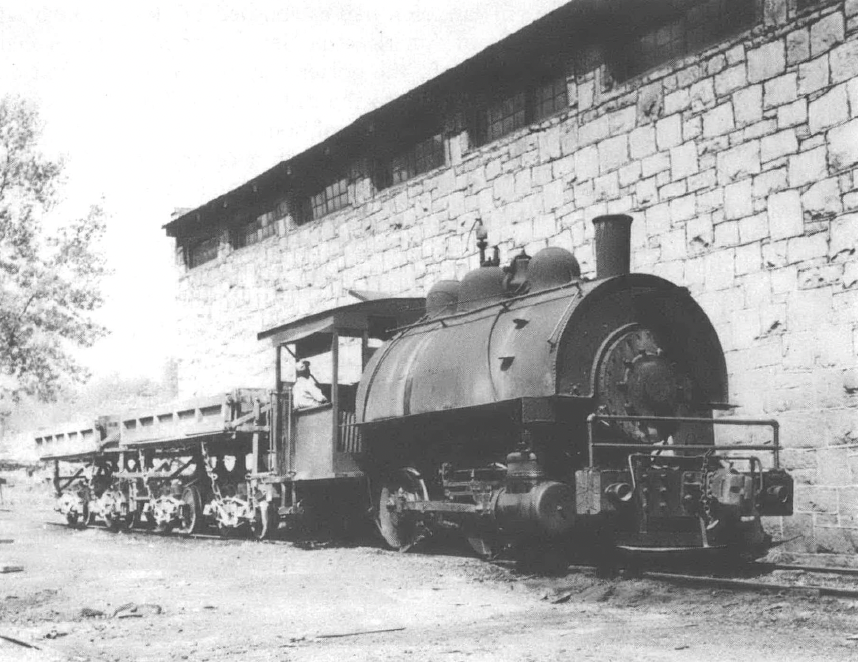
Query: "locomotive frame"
37 214 795 566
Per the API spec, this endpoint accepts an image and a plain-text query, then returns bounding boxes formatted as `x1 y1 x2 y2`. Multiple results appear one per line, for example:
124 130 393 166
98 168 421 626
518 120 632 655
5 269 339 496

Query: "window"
234 211 277 249
301 176 349 222
188 235 218 268
377 133 446 189
473 75 569 146
616 0 756 81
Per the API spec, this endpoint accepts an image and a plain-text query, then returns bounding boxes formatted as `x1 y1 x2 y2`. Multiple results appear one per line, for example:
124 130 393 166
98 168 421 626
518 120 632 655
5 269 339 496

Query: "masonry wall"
174 0 858 554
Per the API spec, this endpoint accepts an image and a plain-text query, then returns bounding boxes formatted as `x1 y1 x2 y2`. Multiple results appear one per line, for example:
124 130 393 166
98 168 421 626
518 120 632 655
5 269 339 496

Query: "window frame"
472 72 570 148
611 0 757 83
187 234 219 269
300 175 350 223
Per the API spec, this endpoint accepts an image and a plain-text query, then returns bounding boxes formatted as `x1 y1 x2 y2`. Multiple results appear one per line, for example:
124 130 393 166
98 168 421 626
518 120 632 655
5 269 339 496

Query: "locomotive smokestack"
592 214 633 279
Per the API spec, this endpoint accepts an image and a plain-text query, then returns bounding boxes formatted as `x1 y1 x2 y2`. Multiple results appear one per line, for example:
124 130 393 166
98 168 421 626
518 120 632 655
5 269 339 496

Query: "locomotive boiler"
356 215 793 560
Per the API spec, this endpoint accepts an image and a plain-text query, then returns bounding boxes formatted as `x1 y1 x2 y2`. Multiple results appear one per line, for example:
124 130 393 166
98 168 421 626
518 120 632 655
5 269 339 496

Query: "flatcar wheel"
177 486 203 534
250 501 277 540
376 468 428 551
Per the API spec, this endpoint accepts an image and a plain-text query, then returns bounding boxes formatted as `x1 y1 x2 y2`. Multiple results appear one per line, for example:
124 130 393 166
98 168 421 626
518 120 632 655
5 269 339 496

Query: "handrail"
586 414 780 469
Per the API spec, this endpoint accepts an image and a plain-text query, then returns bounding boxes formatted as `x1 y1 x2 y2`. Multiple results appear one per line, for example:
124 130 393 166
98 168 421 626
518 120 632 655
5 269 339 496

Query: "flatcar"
38 214 793 564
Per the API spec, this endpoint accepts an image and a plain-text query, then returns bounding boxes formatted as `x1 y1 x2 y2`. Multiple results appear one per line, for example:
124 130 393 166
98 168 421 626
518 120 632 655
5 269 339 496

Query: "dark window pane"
621 0 755 81
384 133 445 189
534 77 569 122
189 235 218 268
304 176 350 222
484 91 526 143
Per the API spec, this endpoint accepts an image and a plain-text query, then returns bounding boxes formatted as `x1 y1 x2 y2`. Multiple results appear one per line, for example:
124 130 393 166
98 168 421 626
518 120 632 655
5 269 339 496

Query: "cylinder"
592 214 633 279
493 481 576 536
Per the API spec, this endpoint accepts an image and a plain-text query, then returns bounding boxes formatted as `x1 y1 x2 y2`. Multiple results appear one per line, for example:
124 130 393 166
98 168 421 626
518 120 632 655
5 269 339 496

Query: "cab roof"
257 297 425 354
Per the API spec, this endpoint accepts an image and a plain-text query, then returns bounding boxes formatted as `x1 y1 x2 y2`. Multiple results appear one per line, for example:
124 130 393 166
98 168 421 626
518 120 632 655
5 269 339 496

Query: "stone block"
714 220 739 247
801 177 842 221
763 73 797 109
810 10 845 58
635 177 658 206
717 141 761 184
703 248 735 290
753 168 788 199
777 99 807 129
738 213 768 244
659 180 686 201
609 106 638 136
788 233 829 264
798 264 844 290
542 179 565 211
830 39 858 83
656 114 682 150
838 486 858 528
798 55 831 97
831 213 858 259
670 142 699 180
663 88 690 115
794 486 838 514
730 307 760 346
726 44 745 66
669 194 696 223
733 84 763 126
660 228 687 261
786 28 810 65
747 40 786 83
538 126 562 161
598 134 629 172
618 161 642 187
808 84 849 134
641 151 671 177
771 264 797 293
761 129 799 163
735 242 761 275
714 65 746 98
787 147 828 187
579 115 610 146
703 102 735 137
697 188 724 213
492 172 516 203
574 144 599 180
724 179 754 220
635 83 663 124
813 527 858 555
768 189 803 240
629 125 656 159
593 171 620 201
828 119 858 170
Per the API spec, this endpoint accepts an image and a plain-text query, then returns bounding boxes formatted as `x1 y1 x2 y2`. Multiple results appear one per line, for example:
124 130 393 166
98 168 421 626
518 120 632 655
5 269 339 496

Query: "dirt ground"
2 480 858 662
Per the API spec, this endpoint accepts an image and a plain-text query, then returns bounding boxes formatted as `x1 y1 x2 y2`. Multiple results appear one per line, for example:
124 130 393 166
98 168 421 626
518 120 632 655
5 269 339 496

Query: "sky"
0 0 570 380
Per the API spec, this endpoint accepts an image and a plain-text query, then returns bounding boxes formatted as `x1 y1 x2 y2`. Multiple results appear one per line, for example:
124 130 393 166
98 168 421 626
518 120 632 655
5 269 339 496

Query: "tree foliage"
0 96 107 418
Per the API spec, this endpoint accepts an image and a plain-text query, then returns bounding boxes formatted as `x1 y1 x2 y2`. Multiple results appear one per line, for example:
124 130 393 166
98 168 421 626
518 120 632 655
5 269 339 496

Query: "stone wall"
174 0 858 553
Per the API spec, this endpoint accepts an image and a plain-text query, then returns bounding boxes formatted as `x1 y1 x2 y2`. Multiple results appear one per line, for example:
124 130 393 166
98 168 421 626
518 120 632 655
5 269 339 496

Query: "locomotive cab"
256 297 425 532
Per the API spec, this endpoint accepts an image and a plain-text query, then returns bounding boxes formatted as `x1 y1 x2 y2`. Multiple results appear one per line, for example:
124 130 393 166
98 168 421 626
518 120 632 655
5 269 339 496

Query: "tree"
0 95 107 420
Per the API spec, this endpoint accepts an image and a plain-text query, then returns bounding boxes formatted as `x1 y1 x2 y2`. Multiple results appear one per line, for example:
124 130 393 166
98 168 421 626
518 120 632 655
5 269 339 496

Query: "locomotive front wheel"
177 486 203 534
376 468 428 551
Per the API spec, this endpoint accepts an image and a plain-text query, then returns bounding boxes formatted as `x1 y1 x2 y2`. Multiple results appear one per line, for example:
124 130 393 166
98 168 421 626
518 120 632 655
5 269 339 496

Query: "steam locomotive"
37 214 793 564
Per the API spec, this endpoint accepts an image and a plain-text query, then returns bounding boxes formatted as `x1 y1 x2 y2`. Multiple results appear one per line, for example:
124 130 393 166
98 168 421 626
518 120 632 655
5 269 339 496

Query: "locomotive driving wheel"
377 468 428 551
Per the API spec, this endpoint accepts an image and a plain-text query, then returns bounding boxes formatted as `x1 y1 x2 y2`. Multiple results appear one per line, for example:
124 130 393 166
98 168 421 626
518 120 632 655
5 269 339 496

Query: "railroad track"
46 521 858 600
